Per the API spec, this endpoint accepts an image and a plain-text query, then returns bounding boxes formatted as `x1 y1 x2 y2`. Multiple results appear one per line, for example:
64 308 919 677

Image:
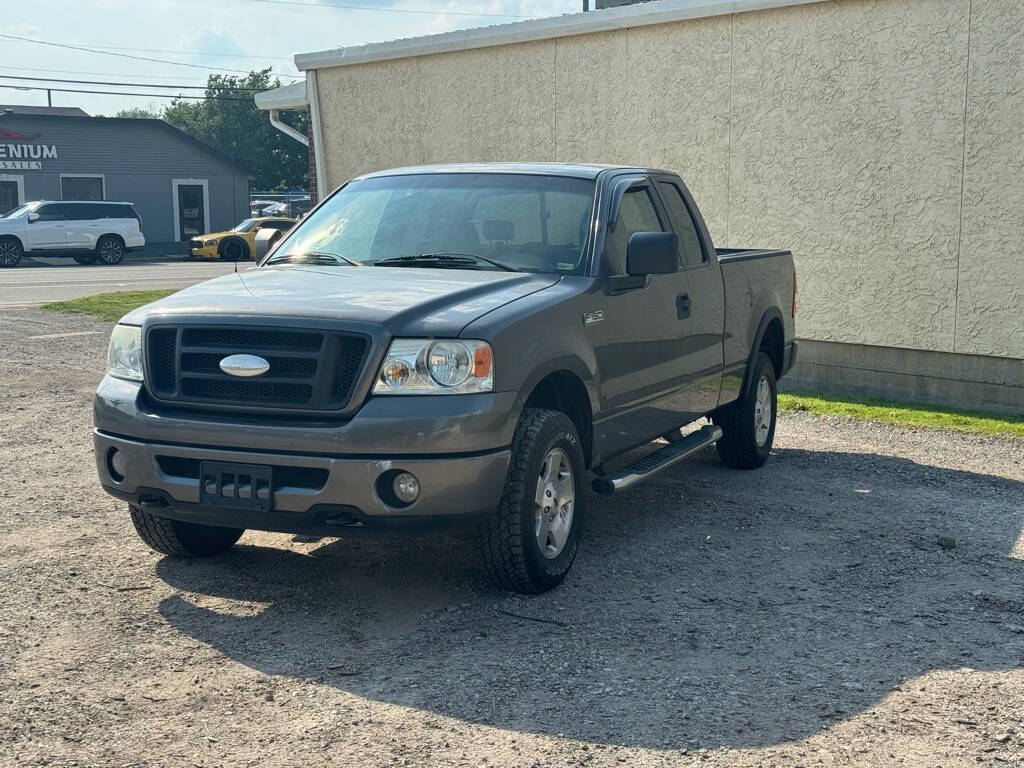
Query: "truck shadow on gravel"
154 447 1024 750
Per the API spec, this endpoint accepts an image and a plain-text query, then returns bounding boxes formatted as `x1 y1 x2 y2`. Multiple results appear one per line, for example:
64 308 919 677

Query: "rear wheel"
96 235 125 265
0 237 23 267
129 505 244 557
713 352 777 469
478 408 585 594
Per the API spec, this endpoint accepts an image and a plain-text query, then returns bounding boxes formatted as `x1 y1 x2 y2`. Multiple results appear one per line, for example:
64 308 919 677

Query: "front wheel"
218 237 249 262
0 237 23 267
713 351 778 469
96 235 125 265
130 505 244 557
478 409 585 594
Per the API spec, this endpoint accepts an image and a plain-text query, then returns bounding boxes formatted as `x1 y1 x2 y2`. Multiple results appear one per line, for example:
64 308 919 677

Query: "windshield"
267 173 596 273
232 219 258 232
2 203 35 219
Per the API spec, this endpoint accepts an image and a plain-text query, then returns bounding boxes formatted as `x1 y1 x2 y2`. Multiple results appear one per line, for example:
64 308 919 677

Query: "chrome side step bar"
591 424 722 495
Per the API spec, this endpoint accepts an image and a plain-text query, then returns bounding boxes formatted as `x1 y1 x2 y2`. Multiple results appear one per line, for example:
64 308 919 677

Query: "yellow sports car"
188 217 296 261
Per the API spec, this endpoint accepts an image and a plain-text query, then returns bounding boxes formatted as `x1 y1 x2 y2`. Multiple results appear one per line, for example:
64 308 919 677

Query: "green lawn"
41 289 177 323
779 391 1024 438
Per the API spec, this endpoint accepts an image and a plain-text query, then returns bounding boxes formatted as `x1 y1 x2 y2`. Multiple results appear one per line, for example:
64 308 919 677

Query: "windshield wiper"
374 252 517 272
267 251 359 266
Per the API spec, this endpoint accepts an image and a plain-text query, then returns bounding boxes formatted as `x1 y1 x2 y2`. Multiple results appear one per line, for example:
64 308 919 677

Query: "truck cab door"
24 203 68 251
594 177 697 457
652 176 726 416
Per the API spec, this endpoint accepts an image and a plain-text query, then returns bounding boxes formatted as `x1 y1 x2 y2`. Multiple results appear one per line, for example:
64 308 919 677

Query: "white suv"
0 200 145 267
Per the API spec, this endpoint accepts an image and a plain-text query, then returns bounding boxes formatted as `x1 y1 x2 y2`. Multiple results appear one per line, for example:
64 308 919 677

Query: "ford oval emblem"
219 354 270 377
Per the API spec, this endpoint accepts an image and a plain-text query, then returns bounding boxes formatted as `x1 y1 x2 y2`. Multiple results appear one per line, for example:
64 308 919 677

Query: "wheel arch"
521 366 595 469
741 308 785 398
0 232 26 250
96 232 126 249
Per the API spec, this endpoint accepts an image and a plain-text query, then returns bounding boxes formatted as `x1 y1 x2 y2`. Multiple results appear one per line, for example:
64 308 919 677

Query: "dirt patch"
1 308 1022 767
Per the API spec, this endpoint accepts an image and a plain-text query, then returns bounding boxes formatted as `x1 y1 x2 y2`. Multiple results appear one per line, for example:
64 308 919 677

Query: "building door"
177 184 205 240
0 180 20 214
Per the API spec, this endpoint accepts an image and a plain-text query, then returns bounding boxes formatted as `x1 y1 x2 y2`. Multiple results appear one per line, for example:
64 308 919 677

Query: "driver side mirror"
27 212 39 223
627 231 678 276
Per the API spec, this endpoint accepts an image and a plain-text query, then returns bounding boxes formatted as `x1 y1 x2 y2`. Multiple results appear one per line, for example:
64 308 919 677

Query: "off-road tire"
478 408 585 594
73 253 97 265
218 237 249 262
0 236 23 267
96 235 125 265
129 505 244 557
714 351 777 469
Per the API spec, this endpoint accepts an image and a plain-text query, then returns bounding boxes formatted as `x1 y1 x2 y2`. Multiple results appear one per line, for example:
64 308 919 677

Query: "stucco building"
258 0 1024 413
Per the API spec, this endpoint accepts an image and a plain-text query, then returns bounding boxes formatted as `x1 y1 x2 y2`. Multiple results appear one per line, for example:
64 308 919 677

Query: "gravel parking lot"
1 308 1022 768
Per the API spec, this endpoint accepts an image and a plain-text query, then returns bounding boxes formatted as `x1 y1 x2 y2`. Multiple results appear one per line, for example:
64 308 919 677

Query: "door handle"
676 293 691 319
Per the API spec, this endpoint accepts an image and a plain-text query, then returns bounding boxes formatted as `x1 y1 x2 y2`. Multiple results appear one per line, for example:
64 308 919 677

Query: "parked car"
249 199 277 218
260 198 313 219
94 163 797 593
188 217 296 261
0 200 144 267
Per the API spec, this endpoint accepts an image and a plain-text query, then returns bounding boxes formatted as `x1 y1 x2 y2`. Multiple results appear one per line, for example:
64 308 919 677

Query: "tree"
115 107 161 119
164 70 308 192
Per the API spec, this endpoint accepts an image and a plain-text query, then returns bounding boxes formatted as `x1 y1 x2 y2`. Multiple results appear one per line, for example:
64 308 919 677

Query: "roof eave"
254 80 308 111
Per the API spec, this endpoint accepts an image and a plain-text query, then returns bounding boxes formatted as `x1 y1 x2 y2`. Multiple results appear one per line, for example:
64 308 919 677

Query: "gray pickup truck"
94 163 796 593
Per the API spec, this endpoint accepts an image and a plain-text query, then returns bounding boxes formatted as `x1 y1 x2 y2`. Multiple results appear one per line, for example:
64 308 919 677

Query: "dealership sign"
0 127 57 170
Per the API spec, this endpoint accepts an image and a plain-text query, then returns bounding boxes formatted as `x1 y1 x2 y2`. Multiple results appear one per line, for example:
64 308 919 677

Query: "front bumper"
188 243 219 259
95 430 510 535
93 376 519 535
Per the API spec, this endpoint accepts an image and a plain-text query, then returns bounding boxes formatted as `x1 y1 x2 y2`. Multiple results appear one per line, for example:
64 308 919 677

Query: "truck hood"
122 265 561 337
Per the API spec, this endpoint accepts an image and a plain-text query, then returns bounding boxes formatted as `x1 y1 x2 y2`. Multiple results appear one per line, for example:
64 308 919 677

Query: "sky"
0 0 582 116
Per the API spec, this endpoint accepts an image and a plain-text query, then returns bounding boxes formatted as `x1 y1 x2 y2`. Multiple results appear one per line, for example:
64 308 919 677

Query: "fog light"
392 472 420 503
108 448 126 482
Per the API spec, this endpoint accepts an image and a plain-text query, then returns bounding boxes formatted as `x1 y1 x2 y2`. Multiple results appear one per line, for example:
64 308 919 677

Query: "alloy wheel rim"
100 240 121 263
0 243 18 265
534 447 575 560
754 374 772 447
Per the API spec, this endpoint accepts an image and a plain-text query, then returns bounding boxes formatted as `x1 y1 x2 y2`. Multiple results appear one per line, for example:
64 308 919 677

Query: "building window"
61 175 104 201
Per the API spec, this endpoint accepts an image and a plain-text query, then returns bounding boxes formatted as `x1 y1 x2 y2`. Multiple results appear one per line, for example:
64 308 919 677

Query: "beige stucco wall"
313 0 1023 361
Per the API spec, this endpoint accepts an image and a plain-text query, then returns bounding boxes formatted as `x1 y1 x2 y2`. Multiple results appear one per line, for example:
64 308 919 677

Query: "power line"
0 65 218 84
0 74 267 91
243 0 531 17
7 40 292 61
0 34 300 79
0 84 254 101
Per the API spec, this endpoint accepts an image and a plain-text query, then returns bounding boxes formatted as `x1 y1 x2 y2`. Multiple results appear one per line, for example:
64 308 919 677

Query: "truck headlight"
204 239 217 247
107 324 143 382
374 339 493 395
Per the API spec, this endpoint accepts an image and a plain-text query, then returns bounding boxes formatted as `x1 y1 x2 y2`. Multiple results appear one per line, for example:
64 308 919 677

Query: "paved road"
0 254 246 308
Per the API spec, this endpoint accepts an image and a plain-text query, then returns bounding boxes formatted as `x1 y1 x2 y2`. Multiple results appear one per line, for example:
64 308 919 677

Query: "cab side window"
605 187 662 275
34 204 64 222
656 182 704 267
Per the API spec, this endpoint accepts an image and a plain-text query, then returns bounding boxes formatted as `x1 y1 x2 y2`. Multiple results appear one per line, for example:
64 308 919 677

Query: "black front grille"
145 325 370 413
182 328 322 351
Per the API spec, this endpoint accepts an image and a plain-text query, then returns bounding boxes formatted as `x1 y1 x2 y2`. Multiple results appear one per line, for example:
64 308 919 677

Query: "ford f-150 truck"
94 163 796 593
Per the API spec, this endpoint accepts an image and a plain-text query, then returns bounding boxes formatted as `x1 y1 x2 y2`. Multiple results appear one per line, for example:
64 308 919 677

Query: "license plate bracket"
199 461 273 512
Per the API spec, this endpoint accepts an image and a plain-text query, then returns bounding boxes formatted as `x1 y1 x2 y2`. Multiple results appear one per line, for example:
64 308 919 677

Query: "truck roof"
357 162 653 181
